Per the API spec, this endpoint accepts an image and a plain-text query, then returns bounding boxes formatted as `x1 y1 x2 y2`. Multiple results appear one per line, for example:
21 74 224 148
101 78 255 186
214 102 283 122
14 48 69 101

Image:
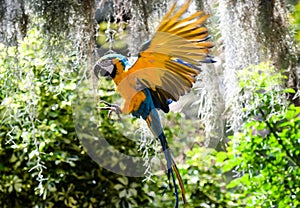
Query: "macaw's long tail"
158 132 187 206
145 109 186 207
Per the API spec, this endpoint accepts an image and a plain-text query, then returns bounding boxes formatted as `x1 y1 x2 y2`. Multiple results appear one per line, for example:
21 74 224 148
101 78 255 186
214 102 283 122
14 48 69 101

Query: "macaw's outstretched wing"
127 0 214 113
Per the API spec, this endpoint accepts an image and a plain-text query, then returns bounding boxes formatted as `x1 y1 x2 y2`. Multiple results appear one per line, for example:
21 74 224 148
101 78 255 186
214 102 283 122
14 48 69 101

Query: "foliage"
1 1 300 208
0 27 151 208
224 105 300 207
183 148 228 207
291 1 300 42
220 63 300 207
96 21 128 53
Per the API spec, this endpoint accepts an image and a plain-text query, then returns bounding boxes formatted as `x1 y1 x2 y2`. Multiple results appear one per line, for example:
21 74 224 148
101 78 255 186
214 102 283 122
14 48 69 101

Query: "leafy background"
0 0 300 207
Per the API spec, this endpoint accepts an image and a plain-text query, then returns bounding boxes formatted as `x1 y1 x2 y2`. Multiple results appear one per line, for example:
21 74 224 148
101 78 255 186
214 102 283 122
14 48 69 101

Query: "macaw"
94 0 214 207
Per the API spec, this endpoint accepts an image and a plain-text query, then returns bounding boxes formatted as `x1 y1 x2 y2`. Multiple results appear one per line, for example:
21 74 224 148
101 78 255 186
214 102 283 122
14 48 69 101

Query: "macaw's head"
94 54 129 79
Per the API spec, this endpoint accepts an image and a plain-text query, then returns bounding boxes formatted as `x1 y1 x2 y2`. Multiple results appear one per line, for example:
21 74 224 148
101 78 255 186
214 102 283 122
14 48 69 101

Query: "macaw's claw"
97 100 122 120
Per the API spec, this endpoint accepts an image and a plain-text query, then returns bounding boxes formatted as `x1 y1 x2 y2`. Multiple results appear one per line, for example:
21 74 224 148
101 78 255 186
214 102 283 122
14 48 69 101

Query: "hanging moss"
0 0 28 46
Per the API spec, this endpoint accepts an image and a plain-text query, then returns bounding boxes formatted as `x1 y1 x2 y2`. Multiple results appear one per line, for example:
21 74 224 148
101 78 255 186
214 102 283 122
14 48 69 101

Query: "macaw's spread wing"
125 0 214 113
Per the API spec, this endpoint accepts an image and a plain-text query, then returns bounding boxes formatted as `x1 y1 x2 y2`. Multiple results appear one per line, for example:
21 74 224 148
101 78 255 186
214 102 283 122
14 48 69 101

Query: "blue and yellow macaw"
94 0 214 206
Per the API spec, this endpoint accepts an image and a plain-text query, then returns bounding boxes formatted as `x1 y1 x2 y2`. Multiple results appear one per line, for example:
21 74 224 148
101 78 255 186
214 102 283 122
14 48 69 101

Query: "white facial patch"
100 59 114 74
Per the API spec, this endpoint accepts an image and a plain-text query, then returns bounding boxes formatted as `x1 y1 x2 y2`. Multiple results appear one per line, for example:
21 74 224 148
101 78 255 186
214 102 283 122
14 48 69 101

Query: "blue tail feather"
132 88 184 207
158 133 179 208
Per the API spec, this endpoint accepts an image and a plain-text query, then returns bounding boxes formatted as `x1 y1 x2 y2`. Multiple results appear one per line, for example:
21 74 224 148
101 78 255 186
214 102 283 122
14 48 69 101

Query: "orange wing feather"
114 0 213 113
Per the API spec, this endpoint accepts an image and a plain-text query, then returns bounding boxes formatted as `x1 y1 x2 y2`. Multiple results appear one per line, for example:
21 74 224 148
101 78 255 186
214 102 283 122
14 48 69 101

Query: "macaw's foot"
97 100 122 120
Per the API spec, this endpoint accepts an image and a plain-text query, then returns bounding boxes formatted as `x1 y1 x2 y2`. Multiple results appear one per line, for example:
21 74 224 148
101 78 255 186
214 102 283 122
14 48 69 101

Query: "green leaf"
117 177 128 186
215 151 228 163
114 184 124 191
119 189 127 198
